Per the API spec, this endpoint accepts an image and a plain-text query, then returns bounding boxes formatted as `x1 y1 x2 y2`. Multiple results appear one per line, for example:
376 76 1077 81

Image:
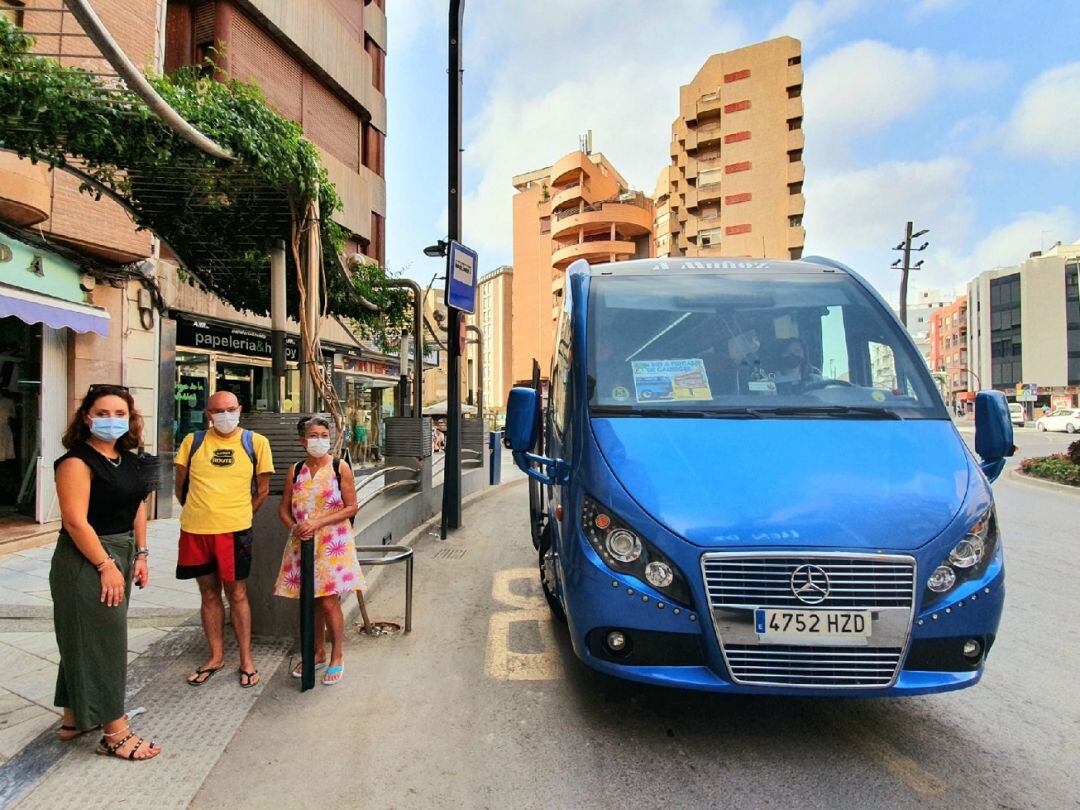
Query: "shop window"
0 318 41 517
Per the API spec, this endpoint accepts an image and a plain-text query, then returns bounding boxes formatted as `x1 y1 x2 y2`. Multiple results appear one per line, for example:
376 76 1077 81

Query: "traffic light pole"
441 0 465 538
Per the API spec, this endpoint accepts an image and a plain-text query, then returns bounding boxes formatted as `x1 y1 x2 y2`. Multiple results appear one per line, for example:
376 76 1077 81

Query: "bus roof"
575 256 849 277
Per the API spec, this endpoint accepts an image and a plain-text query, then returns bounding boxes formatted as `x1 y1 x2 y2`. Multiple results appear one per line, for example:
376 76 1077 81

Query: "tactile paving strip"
17 636 290 809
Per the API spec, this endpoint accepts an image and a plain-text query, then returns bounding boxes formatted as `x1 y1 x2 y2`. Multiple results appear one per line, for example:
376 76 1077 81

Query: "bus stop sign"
445 241 478 314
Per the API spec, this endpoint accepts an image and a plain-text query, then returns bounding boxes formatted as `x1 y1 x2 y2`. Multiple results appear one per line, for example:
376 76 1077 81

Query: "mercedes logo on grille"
790 564 830 604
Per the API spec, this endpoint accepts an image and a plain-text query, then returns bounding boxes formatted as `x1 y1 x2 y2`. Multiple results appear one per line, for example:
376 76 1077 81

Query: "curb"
1009 467 1080 495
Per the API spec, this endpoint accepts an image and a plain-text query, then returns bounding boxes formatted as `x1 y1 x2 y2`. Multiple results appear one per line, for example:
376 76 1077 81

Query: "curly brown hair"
62 385 144 452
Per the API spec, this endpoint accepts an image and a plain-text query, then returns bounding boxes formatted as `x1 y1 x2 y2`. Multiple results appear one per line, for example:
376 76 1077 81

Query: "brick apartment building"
661 36 805 260
0 0 390 526
927 296 970 411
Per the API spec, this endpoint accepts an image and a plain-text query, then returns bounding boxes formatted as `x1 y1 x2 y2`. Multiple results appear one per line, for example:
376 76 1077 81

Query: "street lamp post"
441 0 465 537
892 221 929 327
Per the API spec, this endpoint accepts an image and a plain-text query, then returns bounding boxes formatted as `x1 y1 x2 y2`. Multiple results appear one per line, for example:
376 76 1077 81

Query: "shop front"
172 313 301 447
0 231 110 524
332 350 400 466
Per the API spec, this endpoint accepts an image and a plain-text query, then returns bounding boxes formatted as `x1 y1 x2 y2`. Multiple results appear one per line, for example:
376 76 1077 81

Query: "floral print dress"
273 461 366 598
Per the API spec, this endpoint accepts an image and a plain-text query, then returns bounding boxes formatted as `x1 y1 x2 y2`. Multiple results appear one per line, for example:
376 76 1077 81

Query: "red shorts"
176 528 253 582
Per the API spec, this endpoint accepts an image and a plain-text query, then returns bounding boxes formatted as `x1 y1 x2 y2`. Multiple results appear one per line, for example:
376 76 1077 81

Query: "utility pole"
892 221 929 327
442 0 465 537
300 189 321 412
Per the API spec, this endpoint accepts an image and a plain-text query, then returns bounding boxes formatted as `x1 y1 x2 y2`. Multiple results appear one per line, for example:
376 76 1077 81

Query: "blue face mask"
89 417 129 441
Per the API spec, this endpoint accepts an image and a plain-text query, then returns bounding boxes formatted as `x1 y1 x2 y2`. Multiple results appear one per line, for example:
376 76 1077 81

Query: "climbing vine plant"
0 17 408 332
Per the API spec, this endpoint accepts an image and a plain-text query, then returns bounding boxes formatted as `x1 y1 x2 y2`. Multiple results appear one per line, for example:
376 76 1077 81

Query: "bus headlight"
606 529 642 563
924 509 999 605
581 495 691 607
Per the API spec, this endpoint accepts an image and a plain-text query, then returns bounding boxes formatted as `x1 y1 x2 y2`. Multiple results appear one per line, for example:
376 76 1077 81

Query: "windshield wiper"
747 405 903 420
590 406 763 419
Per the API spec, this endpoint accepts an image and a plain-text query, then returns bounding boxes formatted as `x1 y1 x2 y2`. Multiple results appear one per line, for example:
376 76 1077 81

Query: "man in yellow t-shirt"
174 391 274 689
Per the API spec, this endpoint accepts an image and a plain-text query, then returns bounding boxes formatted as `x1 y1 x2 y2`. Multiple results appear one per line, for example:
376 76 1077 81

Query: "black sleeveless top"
54 444 149 536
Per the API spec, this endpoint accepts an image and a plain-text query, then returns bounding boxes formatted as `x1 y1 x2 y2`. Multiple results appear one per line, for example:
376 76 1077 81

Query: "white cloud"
1006 62 1080 160
768 0 868 47
908 0 967 20
802 157 974 291
933 207 1079 286
805 40 1006 165
458 0 750 262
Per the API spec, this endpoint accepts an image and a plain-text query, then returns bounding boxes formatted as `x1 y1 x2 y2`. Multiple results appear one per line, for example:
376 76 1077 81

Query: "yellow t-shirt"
176 429 274 534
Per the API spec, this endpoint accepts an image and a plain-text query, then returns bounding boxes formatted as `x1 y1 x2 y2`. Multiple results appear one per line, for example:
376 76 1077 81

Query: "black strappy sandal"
238 668 260 688
96 729 160 761
186 665 223 686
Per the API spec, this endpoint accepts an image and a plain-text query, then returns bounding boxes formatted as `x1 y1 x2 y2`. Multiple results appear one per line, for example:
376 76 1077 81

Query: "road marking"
484 567 564 681
839 722 948 797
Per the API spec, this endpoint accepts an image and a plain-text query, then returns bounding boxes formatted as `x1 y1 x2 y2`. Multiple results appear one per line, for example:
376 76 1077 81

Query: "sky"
383 0 1080 299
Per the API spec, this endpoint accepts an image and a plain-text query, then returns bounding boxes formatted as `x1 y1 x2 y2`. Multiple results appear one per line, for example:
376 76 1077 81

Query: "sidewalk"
0 518 200 765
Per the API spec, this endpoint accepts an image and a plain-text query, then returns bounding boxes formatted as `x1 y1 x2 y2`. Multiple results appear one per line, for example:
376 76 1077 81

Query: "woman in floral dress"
275 417 365 685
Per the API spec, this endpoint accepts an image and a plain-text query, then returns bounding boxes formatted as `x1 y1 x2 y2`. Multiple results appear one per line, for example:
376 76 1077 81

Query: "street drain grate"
434 547 469 560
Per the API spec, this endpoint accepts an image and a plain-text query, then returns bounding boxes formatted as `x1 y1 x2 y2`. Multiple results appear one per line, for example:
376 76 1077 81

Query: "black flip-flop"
238 668 260 689
187 665 223 686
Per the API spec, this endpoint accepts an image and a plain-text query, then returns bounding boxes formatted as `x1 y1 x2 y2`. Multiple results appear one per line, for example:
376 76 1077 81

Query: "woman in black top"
52 384 161 761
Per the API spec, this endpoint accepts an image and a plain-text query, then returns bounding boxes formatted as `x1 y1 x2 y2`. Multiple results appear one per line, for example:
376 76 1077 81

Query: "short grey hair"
297 416 331 437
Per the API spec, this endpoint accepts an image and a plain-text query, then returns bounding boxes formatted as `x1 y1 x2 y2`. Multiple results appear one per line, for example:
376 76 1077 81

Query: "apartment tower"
511 149 653 382
662 36 805 260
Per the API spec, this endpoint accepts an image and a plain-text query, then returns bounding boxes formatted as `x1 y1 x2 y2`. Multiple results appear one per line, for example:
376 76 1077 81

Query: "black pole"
299 538 315 691
441 0 464 538
899 220 913 327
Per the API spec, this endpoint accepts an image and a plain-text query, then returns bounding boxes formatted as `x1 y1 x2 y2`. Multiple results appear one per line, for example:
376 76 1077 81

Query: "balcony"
788 162 805 184
551 274 565 296
551 238 637 269
787 95 804 121
683 130 698 153
788 129 805 151
550 180 589 212
697 92 724 119
550 199 652 240
787 63 803 88
0 153 51 227
550 151 592 186
697 182 723 205
696 123 724 149
788 226 806 249
789 192 806 215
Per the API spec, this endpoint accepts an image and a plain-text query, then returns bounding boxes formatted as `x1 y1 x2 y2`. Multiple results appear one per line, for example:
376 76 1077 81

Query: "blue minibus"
506 256 1014 696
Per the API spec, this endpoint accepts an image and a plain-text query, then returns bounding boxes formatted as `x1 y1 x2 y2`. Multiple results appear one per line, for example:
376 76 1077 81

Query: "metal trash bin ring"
355 545 414 633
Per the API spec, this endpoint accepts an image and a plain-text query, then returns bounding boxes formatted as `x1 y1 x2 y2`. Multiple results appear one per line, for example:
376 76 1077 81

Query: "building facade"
511 149 652 382
663 36 805 260
927 296 969 410
968 242 1080 410
470 266 513 419
0 0 390 526
906 288 956 364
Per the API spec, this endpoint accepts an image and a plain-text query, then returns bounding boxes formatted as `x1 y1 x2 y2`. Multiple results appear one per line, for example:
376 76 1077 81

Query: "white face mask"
307 437 332 458
211 410 241 434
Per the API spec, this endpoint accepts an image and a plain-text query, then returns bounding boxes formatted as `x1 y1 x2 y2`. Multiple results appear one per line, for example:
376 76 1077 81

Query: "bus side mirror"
505 387 540 452
974 390 1015 483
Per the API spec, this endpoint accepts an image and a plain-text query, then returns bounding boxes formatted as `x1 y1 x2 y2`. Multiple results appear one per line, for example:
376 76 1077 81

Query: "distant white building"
967 241 1080 408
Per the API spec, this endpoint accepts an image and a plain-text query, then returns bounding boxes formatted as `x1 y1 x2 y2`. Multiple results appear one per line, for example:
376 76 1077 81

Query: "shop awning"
0 283 110 336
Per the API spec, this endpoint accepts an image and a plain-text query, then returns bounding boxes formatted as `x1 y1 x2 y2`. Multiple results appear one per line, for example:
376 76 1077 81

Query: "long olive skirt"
49 530 135 730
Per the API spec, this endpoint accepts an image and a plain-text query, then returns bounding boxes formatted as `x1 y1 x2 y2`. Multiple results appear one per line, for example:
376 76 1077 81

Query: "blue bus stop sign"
445 241 478 314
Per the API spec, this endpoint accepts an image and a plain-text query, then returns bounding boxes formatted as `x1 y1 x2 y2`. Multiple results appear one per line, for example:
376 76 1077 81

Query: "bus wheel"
539 529 567 624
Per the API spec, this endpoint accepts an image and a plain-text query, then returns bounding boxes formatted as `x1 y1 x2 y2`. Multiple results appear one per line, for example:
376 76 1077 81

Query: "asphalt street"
193 425 1080 809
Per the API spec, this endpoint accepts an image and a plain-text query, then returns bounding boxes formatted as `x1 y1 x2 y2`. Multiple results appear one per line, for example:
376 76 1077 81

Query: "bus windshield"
587 272 947 419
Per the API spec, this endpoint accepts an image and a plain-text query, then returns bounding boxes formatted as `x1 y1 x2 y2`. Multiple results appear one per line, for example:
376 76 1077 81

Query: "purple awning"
0 283 109 335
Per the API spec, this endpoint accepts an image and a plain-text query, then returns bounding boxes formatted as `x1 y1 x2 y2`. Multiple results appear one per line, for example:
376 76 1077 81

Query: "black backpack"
179 429 257 506
292 458 345 493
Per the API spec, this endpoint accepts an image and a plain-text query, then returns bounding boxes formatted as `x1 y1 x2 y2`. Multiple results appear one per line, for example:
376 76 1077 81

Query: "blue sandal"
322 665 344 686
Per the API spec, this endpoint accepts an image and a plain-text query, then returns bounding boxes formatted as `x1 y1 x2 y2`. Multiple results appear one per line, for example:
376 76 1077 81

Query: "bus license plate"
754 609 872 640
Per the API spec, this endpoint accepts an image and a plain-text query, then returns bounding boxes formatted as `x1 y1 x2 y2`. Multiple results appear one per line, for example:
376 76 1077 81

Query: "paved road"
195 432 1079 809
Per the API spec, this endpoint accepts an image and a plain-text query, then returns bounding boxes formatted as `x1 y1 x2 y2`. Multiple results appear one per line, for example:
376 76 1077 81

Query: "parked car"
1036 408 1080 433
506 255 1014 698
1008 402 1024 426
